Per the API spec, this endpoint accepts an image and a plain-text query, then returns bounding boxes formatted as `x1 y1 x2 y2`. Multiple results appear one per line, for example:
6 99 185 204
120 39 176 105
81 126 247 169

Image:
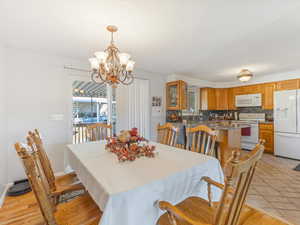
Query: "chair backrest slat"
157 123 179 147
194 133 201 152
215 140 265 225
191 132 196 152
186 125 218 159
200 132 207 154
205 135 211 154
87 123 112 142
27 130 56 192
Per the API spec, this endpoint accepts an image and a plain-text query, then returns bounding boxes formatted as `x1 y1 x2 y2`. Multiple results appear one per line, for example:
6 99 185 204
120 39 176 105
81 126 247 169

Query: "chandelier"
89 25 135 87
237 69 253 82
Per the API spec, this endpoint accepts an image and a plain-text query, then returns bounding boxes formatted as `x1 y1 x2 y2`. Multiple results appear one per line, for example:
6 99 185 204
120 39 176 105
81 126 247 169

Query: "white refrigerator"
274 89 300 160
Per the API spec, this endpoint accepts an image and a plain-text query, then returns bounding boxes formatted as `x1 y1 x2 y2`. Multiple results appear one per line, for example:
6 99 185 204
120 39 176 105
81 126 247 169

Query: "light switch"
49 114 64 121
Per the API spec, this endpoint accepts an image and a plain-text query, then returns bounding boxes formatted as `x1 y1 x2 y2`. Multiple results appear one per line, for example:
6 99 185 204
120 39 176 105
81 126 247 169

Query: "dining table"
66 141 224 225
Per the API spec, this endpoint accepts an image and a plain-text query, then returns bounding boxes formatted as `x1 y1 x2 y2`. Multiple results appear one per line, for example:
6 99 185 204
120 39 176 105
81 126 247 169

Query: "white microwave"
235 94 262 107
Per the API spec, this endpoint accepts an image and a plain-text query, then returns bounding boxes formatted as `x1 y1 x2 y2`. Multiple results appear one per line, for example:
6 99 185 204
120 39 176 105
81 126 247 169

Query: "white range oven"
239 113 265 150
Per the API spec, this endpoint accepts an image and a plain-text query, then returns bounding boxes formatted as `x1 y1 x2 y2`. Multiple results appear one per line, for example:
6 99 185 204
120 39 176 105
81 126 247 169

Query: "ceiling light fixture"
89 25 135 87
237 69 253 82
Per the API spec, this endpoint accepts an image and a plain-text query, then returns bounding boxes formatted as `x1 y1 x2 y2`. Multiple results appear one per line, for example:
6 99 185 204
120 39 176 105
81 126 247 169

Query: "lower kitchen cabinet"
259 123 274 154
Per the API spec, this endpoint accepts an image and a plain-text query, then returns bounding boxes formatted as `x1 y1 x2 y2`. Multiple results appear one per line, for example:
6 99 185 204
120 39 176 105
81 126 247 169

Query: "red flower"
130 127 138 136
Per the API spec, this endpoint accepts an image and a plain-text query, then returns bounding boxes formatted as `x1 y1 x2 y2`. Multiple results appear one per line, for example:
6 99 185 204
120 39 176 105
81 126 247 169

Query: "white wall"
0 46 7 191
0 47 166 184
2 47 87 183
116 70 166 141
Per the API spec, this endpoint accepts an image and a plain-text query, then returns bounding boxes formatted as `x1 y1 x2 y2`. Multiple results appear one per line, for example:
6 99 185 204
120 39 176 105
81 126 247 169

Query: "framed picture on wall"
152 96 162 107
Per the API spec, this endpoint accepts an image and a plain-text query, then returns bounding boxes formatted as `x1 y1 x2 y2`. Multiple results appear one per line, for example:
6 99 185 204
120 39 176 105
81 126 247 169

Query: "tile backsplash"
167 107 273 122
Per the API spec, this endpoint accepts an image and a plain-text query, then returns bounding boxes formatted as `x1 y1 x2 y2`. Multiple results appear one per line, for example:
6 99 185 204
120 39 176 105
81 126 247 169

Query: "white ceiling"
1 0 300 82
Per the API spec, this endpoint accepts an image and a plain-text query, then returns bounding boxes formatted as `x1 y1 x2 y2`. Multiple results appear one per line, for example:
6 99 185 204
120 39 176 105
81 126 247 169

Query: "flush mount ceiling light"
89 25 135 87
237 69 253 82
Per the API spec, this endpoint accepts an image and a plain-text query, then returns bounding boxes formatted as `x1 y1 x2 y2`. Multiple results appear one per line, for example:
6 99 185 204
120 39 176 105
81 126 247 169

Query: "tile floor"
246 152 300 225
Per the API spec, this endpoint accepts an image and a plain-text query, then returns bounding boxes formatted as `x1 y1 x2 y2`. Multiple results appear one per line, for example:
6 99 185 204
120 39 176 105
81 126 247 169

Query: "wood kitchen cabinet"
275 79 300 91
237 84 262 95
166 80 187 110
259 123 274 154
200 88 216 110
215 88 228 110
195 78 300 112
233 86 246 95
201 88 228 110
227 88 236 110
263 83 275 110
244 84 262 94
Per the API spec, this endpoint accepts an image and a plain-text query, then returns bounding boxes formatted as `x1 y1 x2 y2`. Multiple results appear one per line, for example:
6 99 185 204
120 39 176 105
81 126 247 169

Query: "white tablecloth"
66 141 224 225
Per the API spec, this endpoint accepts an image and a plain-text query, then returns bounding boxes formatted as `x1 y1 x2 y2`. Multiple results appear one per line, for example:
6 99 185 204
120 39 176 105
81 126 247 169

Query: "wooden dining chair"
26 130 84 199
186 125 219 159
157 123 180 147
87 123 112 141
158 140 291 225
14 143 102 225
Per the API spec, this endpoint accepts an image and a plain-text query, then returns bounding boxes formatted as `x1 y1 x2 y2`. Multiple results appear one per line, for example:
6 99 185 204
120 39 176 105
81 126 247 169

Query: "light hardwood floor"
0 153 299 225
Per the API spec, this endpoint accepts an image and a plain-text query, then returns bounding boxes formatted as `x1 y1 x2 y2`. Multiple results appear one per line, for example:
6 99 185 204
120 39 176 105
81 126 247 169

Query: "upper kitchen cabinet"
275 79 300 91
200 88 216 110
166 80 187 110
233 86 245 95
246 84 262 94
215 88 228 110
184 86 200 113
227 88 236 110
238 84 262 95
263 83 276 110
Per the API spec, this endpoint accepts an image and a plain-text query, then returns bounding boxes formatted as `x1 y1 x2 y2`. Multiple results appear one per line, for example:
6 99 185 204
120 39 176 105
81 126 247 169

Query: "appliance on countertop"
235 93 262 107
239 113 265 150
274 90 300 160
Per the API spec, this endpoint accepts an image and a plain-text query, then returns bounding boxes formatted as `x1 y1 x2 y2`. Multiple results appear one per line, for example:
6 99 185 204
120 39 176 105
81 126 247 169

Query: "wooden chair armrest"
51 183 85 206
55 171 77 181
52 183 85 196
201 176 224 190
202 177 235 193
159 201 210 225
201 176 235 206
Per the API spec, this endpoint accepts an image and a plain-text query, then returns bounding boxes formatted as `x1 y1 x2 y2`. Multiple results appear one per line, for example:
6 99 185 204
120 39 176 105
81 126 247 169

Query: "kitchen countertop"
172 120 251 130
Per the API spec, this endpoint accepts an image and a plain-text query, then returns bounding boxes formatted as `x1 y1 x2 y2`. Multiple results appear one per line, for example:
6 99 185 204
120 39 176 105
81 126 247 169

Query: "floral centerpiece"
105 128 156 162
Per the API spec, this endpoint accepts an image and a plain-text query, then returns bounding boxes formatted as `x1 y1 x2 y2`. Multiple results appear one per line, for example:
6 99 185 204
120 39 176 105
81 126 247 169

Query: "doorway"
72 81 116 143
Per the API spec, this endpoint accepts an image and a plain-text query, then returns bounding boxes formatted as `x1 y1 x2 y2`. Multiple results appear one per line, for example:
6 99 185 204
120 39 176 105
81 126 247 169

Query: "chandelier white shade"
118 53 131 65
89 25 135 87
237 69 253 82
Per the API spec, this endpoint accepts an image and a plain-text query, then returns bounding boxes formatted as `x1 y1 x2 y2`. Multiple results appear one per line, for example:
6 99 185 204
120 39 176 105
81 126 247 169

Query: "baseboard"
274 154 300 161
0 183 13 208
